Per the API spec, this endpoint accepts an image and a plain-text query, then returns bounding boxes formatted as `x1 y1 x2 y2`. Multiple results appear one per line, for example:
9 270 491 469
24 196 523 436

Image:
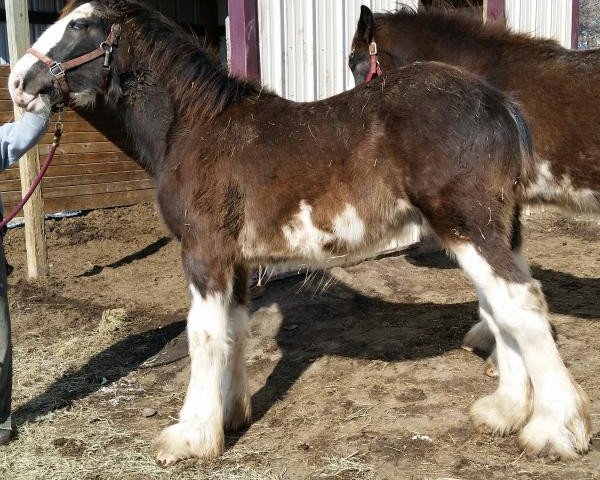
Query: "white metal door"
506 0 574 48
258 0 419 101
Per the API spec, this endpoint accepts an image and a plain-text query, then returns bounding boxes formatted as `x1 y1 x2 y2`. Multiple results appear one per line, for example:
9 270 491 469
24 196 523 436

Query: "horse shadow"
226 263 598 447
78 236 173 277
13 319 186 424
14 268 476 428
406 251 599 319
246 275 477 425
15 249 598 443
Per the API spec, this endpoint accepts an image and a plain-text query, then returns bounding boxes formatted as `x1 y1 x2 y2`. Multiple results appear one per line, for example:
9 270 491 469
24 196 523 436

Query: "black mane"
63 0 262 123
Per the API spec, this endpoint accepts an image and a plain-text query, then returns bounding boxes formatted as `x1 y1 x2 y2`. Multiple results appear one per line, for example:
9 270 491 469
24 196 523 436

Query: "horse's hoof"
471 390 532 437
155 421 224 465
484 357 499 378
224 393 252 432
519 417 591 460
519 392 591 460
463 320 495 356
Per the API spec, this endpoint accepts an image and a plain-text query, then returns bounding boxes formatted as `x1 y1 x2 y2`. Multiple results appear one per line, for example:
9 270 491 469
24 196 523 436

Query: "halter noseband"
365 40 383 83
26 23 122 108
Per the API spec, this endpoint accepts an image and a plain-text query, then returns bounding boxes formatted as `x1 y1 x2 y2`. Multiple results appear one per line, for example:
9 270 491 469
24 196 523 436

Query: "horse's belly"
239 198 424 266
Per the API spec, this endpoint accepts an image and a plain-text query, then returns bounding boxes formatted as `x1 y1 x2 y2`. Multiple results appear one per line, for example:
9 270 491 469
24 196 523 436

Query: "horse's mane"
62 0 261 123
376 6 564 51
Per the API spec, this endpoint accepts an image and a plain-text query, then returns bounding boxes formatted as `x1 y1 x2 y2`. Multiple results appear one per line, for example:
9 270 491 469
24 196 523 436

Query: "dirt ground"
0 203 597 480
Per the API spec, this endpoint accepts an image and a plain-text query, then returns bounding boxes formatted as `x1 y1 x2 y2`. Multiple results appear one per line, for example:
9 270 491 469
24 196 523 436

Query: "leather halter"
365 40 383 83
26 24 122 107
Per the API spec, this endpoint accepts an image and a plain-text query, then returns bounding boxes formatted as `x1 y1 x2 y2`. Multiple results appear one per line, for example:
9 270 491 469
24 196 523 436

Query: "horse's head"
349 6 377 84
9 1 122 113
349 6 415 85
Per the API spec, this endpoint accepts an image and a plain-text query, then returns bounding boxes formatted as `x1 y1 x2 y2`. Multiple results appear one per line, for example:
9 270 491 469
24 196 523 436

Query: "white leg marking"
156 285 232 465
470 300 532 435
463 247 530 370
453 243 591 459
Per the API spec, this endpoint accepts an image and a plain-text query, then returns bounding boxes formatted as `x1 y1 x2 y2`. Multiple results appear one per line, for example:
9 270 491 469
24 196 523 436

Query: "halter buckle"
369 41 378 56
100 41 113 68
49 62 65 79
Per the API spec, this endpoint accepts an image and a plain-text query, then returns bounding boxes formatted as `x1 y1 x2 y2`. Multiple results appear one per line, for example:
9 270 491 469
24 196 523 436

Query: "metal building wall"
258 0 419 102
505 0 574 48
0 0 226 64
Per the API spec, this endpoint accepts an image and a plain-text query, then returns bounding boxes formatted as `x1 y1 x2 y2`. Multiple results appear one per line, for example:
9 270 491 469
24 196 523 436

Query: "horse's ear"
357 5 374 43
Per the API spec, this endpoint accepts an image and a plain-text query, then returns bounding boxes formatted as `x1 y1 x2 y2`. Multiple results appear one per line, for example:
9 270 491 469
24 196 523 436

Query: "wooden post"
6 0 49 278
228 0 260 79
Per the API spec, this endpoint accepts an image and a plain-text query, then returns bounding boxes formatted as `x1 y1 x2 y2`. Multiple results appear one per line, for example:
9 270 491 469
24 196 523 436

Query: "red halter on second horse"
365 40 383 83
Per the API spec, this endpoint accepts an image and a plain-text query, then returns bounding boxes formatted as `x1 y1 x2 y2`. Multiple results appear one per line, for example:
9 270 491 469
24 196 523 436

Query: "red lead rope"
0 117 63 230
365 41 382 83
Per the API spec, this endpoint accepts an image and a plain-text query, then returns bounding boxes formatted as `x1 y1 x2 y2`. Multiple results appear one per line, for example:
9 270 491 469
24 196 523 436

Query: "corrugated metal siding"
258 0 419 102
506 0 573 48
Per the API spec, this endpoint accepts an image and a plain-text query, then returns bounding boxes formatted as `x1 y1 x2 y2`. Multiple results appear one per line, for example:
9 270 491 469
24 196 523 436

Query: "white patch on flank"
279 197 424 267
385 221 422 251
332 204 365 246
452 243 590 458
9 3 96 110
282 200 333 258
527 160 599 213
383 199 423 251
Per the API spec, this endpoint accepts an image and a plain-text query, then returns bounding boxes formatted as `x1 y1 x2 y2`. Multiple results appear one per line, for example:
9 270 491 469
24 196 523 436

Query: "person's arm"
0 112 50 171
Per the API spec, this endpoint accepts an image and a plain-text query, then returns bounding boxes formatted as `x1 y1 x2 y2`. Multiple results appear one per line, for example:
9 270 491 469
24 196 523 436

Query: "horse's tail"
504 96 534 194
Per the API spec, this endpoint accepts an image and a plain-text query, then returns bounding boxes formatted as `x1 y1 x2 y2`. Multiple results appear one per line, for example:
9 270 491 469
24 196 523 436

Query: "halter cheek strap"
365 40 383 83
26 23 122 107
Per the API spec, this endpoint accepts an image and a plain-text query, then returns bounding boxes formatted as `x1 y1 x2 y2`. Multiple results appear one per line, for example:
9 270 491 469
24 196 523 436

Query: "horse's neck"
117 78 175 176
394 22 519 77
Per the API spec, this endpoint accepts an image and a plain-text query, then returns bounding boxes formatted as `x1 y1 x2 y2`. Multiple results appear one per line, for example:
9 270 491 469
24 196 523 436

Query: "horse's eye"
69 20 88 30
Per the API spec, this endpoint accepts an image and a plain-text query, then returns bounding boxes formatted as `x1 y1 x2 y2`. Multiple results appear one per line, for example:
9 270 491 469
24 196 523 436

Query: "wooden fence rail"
0 65 154 214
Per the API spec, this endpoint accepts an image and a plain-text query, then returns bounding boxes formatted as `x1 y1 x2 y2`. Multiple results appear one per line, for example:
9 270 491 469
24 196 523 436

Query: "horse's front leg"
156 244 248 465
223 264 252 431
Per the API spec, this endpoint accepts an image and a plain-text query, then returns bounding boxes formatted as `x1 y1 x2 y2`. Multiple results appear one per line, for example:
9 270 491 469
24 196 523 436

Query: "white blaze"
9 3 97 110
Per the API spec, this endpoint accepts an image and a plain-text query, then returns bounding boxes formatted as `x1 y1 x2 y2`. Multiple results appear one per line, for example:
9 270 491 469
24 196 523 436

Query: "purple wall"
572 0 580 48
485 0 505 23
228 0 260 79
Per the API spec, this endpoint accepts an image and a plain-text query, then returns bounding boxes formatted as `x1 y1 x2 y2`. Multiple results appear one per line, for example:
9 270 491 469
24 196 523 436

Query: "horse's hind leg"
453 252 532 435
447 239 591 458
463 207 532 377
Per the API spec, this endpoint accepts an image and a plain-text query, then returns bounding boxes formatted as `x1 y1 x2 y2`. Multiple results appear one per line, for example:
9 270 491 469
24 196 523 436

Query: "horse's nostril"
11 76 22 91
